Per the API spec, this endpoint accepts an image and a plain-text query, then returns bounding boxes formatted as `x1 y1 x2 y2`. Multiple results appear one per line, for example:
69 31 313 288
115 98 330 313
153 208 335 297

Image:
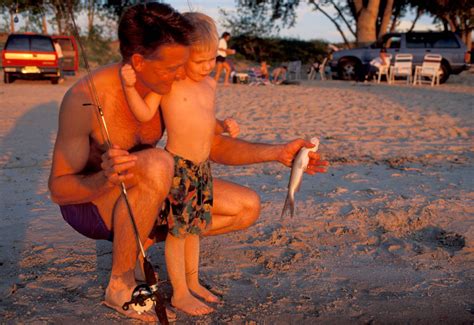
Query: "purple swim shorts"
60 202 113 241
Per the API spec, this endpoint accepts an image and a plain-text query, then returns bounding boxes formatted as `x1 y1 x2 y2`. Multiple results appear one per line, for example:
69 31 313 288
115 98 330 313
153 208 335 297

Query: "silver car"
329 31 470 83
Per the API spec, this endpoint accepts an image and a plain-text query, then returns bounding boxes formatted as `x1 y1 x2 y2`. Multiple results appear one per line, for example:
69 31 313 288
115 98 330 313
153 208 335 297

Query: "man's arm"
210 135 328 174
48 90 136 205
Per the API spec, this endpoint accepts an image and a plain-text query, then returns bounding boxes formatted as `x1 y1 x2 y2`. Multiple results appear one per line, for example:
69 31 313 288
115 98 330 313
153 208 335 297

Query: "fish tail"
280 194 295 218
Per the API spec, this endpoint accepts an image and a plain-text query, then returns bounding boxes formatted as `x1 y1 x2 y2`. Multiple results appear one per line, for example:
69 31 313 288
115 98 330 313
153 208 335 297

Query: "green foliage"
231 35 328 64
79 29 121 68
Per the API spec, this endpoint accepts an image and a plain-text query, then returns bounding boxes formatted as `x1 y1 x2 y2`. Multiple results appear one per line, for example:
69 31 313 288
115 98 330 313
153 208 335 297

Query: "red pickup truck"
2 33 78 84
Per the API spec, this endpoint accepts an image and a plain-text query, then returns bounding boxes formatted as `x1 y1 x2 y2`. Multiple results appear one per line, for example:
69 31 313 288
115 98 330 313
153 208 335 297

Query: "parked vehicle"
329 31 470 83
1 33 77 84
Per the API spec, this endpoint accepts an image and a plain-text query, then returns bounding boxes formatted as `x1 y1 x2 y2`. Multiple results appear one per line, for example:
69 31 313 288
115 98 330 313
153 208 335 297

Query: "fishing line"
66 3 168 324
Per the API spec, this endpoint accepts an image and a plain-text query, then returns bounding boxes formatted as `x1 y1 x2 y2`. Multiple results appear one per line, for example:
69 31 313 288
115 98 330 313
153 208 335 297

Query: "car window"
406 34 426 48
5 35 30 50
384 35 401 49
407 33 460 49
31 36 54 51
431 34 460 48
5 35 55 52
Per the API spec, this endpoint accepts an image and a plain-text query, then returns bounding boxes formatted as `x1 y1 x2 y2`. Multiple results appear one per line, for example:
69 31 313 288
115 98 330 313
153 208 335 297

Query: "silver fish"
281 137 320 218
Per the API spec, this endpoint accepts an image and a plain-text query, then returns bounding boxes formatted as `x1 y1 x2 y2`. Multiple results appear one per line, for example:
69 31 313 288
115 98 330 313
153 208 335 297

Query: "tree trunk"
42 14 48 34
378 0 394 38
10 11 15 33
408 9 422 32
87 0 95 37
355 0 380 46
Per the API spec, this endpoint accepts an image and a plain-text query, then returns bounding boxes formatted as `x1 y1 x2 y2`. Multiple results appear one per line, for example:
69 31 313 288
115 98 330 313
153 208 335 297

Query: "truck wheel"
338 59 359 81
439 63 449 84
51 77 59 85
4 72 13 84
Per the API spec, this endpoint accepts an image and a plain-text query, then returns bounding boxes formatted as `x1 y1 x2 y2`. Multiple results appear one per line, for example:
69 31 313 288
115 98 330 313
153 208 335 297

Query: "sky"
164 0 439 43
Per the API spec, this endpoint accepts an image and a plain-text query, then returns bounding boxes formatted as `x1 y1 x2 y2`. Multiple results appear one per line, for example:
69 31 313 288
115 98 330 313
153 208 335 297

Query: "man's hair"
183 12 218 52
221 32 231 38
118 2 193 62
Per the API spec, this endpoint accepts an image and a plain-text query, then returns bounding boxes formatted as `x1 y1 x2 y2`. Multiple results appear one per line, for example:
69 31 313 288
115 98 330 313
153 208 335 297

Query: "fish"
281 137 320 218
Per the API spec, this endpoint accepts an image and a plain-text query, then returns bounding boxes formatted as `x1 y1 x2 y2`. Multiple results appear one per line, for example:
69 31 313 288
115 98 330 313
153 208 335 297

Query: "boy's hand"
223 118 240 138
120 64 136 88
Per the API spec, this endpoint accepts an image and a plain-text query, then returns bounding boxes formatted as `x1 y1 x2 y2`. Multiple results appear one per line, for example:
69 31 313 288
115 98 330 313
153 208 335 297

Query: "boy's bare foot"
104 285 176 322
171 293 214 316
188 283 222 304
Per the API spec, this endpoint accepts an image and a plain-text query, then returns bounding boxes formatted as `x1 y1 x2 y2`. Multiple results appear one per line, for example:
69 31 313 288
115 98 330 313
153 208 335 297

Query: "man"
48 3 327 322
53 39 64 82
272 65 288 84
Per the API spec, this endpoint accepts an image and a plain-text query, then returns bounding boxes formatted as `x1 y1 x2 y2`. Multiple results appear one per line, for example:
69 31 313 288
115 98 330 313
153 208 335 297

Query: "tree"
410 0 473 51
226 0 409 46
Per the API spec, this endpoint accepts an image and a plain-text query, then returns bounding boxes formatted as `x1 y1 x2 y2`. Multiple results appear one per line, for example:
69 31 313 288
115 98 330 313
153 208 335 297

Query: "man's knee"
135 149 174 195
240 190 261 229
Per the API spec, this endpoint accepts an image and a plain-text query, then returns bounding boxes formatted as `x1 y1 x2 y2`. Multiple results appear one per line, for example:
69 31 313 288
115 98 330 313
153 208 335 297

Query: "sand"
0 72 473 324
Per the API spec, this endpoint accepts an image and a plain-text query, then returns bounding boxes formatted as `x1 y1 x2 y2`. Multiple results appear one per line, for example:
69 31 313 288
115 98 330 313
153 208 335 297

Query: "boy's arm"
121 64 160 122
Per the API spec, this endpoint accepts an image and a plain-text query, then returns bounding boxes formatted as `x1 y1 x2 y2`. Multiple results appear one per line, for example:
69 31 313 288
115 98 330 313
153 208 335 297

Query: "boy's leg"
184 235 220 303
165 234 214 315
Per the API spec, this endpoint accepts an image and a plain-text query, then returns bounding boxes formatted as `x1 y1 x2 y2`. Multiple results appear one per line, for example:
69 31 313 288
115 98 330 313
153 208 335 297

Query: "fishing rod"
67 3 168 324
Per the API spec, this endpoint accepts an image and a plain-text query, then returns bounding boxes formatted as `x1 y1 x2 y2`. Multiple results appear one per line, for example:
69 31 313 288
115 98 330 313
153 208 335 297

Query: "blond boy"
120 12 233 316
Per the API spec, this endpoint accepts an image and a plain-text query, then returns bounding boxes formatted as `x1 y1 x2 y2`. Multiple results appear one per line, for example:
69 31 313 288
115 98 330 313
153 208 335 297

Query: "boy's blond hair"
183 12 218 52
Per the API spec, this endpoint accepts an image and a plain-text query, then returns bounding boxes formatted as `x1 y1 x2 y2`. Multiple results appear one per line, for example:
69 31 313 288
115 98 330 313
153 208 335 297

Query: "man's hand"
279 139 329 174
120 64 136 88
100 144 138 185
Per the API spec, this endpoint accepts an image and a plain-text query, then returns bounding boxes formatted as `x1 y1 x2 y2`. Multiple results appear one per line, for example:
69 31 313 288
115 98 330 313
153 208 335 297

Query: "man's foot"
171 293 214 316
188 283 222 304
104 285 177 322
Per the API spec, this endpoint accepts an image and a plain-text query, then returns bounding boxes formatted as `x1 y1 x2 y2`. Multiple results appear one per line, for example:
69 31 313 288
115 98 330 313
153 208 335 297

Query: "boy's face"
134 44 189 94
185 46 217 82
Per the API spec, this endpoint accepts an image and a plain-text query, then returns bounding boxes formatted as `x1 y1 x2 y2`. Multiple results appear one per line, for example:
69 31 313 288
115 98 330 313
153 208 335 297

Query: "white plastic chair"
389 53 413 84
413 54 442 86
287 60 302 80
375 54 392 83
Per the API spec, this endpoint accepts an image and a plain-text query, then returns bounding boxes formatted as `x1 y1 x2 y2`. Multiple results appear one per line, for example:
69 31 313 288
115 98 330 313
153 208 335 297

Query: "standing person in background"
214 32 235 86
53 39 64 83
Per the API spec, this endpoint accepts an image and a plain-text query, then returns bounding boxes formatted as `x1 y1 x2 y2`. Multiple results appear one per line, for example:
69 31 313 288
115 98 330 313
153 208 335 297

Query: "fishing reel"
122 284 156 314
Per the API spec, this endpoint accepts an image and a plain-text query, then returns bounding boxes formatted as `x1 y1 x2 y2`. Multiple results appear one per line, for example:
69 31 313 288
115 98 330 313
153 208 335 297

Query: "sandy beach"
1 72 473 324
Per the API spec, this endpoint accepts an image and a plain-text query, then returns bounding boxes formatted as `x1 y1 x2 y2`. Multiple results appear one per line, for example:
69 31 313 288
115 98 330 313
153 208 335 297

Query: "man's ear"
131 54 145 72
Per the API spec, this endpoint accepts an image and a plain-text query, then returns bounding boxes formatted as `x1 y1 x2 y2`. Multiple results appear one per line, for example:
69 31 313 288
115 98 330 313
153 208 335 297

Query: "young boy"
120 12 235 316
121 65 239 137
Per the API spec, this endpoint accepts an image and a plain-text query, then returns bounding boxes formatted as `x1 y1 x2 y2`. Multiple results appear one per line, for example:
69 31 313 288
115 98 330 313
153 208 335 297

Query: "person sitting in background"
260 60 269 80
307 59 320 80
271 65 287 84
364 47 389 81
